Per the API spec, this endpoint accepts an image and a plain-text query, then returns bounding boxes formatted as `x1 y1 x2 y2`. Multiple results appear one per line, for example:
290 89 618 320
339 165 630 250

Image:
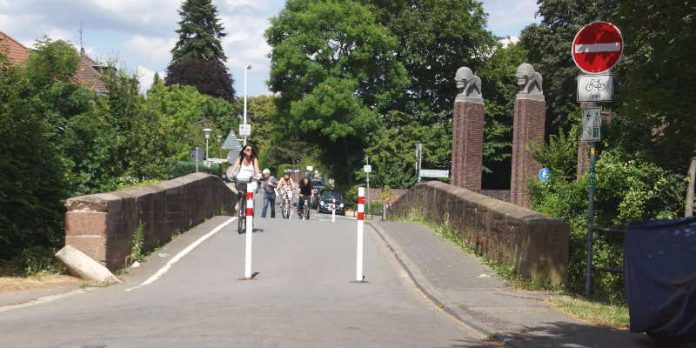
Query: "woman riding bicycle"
278 170 295 219
298 176 313 220
229 144 260 199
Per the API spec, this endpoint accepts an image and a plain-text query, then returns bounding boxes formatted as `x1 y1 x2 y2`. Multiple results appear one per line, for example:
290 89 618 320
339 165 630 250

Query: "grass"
0 273 80 293
398 211 629 329
551 295 629 328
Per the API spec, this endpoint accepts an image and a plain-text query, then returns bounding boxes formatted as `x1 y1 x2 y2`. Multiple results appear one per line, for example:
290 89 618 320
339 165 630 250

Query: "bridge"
0 174 654 347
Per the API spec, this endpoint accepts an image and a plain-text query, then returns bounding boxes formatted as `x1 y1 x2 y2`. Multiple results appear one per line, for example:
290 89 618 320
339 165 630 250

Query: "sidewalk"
368 221 660 348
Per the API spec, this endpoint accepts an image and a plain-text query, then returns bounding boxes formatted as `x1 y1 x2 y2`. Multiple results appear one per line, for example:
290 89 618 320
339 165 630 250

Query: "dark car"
317 190 345 215
310 179 325 208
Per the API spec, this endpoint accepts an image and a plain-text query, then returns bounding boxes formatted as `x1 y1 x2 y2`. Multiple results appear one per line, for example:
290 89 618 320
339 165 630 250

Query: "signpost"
573 21 623 297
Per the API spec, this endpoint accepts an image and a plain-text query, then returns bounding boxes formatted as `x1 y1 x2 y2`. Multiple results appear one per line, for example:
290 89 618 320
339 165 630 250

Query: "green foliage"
478 42 528 187
363 0 495 122
529 122 580 181
131 223 145 262
363 114 449 188
167 0 235 100
608 0 696 172
171 0 227 63
0 46 70 263
529 146 686 300
267 0 408 186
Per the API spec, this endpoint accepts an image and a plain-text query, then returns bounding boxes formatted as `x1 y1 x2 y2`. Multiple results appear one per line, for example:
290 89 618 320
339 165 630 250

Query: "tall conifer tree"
166 0 235 100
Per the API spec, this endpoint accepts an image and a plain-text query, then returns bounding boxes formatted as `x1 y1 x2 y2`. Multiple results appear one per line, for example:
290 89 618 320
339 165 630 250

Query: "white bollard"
244 191 254 279
356 187 365 282
331 198 336 223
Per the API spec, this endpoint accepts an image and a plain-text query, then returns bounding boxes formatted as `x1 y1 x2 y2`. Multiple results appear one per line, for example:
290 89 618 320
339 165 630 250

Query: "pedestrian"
261 168 277 218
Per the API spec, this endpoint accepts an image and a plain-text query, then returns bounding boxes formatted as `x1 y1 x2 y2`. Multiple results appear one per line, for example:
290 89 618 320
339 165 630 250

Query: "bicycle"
279 189 294 219
298 194 311 220
233 177 257 234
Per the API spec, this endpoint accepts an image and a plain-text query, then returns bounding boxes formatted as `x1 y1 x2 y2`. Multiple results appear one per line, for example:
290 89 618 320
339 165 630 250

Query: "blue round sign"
539 167 551 182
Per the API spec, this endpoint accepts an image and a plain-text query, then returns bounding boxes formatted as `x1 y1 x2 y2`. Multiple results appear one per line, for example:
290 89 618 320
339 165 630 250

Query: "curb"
367 221 525 348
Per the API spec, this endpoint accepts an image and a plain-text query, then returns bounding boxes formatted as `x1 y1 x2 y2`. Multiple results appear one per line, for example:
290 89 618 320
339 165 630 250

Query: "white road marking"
125 217 235 292
574 42 621 53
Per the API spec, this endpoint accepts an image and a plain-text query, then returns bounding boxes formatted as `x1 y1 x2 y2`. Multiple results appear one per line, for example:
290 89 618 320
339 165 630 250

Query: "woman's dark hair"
237 145 257 165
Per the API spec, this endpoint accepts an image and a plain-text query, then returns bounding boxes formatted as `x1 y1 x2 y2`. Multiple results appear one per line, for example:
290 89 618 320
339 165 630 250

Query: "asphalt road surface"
0 205 492 347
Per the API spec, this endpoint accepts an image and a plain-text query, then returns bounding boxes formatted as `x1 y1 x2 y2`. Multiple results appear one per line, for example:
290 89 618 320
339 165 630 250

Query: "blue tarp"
624 216 696 337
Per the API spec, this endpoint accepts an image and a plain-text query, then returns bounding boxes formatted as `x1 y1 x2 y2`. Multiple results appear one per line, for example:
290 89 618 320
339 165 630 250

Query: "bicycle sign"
577 74 613 102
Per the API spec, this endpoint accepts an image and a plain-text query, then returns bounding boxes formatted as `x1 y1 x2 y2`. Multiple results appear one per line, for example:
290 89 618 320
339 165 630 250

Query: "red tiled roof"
1 31 108 94
0 31 30 65
75 54 108 95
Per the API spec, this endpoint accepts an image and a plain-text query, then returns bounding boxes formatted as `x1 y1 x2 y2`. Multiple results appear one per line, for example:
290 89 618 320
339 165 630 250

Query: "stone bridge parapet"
390 181 569 285
64 173 235 271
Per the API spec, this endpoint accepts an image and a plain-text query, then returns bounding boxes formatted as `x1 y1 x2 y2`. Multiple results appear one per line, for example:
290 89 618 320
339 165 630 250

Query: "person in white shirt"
228 144 261 194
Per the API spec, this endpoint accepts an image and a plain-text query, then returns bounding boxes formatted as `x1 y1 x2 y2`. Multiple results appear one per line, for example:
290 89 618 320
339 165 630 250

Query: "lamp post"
203 128 212 162
243 64 252 145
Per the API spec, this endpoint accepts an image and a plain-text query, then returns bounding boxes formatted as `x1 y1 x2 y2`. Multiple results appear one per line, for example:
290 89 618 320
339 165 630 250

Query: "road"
0 205 492 347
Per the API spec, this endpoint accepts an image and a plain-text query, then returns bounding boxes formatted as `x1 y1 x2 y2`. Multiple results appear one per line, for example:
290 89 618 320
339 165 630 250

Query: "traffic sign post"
572 21 623 297
572 21 623 74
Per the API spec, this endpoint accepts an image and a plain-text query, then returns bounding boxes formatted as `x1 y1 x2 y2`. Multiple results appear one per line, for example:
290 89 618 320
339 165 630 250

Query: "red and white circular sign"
572 21 623 74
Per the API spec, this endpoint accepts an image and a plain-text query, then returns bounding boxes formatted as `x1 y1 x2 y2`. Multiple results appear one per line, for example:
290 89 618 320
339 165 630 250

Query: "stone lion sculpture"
454 66 482 101
516 63 543 98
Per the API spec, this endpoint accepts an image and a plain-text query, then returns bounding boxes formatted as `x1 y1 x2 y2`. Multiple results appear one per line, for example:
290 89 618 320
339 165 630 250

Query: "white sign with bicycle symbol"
577 74 613 102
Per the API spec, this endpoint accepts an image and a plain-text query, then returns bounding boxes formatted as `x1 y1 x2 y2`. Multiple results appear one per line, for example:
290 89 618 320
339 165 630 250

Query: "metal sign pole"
585 143 597 297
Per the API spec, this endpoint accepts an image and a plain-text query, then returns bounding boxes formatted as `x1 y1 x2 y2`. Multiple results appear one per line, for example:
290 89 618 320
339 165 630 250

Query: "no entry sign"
572 21 623 74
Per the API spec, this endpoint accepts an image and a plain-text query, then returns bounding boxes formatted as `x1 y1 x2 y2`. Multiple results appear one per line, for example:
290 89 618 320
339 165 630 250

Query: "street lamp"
203 128 212 161
243 64 252 145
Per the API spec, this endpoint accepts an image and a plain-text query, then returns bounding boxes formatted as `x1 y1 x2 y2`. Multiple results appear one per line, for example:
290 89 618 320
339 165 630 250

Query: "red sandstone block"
65 211 108 237
65 236 107 264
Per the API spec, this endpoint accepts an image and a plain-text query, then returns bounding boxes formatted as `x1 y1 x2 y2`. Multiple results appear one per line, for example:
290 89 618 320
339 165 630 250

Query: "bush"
168 161 223 178
529 147 685 301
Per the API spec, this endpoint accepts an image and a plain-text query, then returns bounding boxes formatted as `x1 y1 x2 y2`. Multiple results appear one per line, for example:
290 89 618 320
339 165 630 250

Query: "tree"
608 0 696 172
478 41 528 188
266 0 408 186
0 47 73 265
362 0 495 123
166 0 235 100
166 59 235 101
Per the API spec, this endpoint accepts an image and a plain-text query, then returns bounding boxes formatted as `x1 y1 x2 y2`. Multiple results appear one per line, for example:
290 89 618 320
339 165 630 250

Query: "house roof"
0 31 30 65
75 53 108 95
0 31 108 94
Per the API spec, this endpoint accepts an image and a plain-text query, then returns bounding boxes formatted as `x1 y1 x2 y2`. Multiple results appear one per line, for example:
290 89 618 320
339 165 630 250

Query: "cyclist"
278 170 295 219
298 176 313 220
229 144 260 213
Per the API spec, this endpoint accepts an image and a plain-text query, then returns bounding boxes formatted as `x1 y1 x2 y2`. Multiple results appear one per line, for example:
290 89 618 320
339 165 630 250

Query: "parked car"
317 190 345 215
310 178 325 208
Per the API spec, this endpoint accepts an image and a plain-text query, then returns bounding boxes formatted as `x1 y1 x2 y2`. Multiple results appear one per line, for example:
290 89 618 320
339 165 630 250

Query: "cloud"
135 65 158 94
122 35 176 67
481 0 540 37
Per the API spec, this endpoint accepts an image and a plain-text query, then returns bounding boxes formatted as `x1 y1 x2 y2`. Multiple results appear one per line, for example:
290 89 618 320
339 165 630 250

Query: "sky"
0 0 540 96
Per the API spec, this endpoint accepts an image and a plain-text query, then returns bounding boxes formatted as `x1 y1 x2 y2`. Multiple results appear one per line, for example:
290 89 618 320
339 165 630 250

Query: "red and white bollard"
244 191 254 279
355 187 365 282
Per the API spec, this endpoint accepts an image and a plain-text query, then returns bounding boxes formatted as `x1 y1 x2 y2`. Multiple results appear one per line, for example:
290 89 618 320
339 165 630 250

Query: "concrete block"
55 245 120 283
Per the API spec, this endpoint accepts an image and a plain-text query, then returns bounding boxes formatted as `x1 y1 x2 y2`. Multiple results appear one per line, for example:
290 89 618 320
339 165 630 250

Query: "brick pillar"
510 97 546 208
451 99 484 190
